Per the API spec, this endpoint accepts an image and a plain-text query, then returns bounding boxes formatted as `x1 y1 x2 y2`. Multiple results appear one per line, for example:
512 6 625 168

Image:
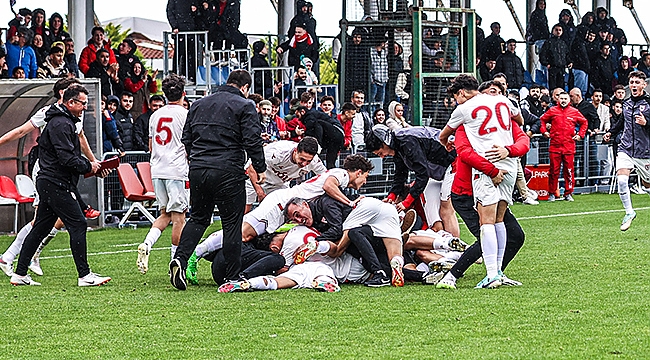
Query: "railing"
250 66 294 101
163 31 209 84
293 85 340 109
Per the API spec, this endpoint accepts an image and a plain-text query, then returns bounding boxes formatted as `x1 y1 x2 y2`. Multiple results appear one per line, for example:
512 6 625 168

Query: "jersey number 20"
472 103 511 136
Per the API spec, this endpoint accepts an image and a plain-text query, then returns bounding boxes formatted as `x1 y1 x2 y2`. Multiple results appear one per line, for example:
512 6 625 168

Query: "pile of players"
136 71 531 293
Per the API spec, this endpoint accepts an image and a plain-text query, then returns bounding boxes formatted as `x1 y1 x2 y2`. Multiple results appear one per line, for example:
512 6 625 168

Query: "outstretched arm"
0 121 37 147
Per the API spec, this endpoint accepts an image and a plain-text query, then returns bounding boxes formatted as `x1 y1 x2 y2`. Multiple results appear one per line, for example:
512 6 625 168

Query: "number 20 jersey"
446 93 520 174
149 104 189 180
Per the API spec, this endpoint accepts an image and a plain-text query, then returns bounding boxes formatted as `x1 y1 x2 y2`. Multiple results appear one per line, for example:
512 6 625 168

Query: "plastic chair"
196 65 207 85
0 176 33 234
116 163 156 226
15 174 36 198
135 162 155 195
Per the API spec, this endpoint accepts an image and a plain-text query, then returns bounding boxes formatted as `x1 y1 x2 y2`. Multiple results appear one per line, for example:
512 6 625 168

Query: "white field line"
34 207 650 261
39 246 171 260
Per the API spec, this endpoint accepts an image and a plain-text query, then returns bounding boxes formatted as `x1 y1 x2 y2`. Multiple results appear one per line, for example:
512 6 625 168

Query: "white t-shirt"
447 93 519 173
263 140 327 191
31 103 83 134
279 225 320 267
149 104 189 181
290 168 349 200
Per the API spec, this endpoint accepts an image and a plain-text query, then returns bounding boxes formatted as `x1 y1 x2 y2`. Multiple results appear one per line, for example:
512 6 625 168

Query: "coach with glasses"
170 69 266 290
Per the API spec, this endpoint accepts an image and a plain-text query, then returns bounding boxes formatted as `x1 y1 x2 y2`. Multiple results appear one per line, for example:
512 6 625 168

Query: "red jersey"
337 114 353 148
540 105 588 154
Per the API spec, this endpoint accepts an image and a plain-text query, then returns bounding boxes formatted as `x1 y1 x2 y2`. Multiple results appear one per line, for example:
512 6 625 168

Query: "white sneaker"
564 194 574 202
0 258 14 277
78 272 111 287
137 243 150 274
436 273 457 289
548 194 556 202
10 273 41 286
528 189 538 200
523 197 539 205
29 257 43 276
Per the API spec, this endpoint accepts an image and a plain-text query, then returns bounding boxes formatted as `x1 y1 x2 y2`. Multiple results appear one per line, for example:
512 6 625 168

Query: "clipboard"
84 156 120 178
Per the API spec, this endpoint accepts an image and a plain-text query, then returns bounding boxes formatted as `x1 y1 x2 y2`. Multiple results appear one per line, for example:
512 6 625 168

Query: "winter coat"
277 37 319 71
527 6 549 43
166 0 198 32
574 100 601 131
539 35 569 69
86 61 122 98
5 42 38 78
78 39 117 75
558 9 576 46
591 55 615 95
495 51 524 89
103 111 125 153
570 27 590 72
124 74 158 120
114 106 135 151
482 33 505 62
540 104 588 154
131 111 152 152
251 53 273 95
608 93 650 159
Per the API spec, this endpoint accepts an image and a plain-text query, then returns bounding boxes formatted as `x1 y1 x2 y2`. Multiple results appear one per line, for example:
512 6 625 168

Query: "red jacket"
338 114 353 148
540 105 588 154
452 122 530 196
78 39 117 75
286 118 306 142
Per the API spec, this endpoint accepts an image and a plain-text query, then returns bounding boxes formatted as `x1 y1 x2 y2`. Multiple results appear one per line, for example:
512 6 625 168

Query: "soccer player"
439 74 523 289
136 74 189 274
0 78 101 278
245 136 326 206
603 70 650 231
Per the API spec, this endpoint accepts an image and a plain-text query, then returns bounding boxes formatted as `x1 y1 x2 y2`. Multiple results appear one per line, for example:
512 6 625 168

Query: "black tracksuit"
207 242 285 285
15 105 93 278
301 108 344 169
175 85 266 281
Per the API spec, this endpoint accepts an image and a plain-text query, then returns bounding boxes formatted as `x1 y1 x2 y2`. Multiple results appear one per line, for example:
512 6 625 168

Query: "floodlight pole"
502 0 525 38
623 0 650 45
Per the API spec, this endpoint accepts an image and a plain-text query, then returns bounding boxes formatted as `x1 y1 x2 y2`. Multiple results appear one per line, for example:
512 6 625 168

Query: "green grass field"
1 193 649 359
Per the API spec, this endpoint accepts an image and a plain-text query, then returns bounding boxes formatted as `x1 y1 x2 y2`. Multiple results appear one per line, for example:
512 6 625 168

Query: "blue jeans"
371 82 386 106
572 69 588 96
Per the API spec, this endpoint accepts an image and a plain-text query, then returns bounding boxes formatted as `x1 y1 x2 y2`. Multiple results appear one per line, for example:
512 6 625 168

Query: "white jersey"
279 225 320 267
290 168 349 200
263 141 327 191
31 103 83 134
447 93 519 173
149 104 188 181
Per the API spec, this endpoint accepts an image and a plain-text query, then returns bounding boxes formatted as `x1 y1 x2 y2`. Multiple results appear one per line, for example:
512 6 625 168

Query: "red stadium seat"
0 176 35 203
116 163 156 226
135 162 155 196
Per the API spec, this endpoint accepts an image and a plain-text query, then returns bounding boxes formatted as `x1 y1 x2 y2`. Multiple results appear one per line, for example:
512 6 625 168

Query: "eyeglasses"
71 98 88 106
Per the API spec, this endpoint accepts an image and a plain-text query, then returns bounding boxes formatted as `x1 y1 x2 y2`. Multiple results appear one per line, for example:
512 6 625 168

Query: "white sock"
2 222 32 263
441 271 457 283
195 231 224 258
317 241 330 254
480 224 499 278
171 245 178 260
495 222 507 272
416 262 429 273
249 276 277 290
143 227 162 250
432 237 447 250
618 175 634 214
444 251 463 262
49 227 59 237
391 255 404 267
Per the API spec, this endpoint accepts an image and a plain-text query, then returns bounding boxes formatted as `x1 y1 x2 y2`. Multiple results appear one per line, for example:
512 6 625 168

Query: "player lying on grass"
439 74 523 289
218 225 370 293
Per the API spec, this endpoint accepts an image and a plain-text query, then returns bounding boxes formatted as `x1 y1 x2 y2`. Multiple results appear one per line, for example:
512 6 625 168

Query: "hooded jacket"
526 0 549 43
385 101 409 131
6 41 38 78
540 104 588 154
609 93 650 159
539 32 569 69
38 104 92 188
387 126 456 206
558 9 576 45
78 38 117 75
576 11 596 35
46 13 70 45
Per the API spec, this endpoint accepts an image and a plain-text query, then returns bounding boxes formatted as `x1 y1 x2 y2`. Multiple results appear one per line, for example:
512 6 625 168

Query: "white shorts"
472 170 515 206
245 180 257 205
281 262 337 289
616 152 650 183
243 188 293 234
153 179 189 213
315 253 370 283
343 197 401 240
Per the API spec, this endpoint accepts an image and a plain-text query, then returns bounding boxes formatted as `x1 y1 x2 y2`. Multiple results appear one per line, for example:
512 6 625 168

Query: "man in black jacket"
526 0 549 46
590 42 615 96
113 91 135 151
570 26 591 96
206 0 247 50
539 24 571 91
482 22 505 62
365 125 459 236
167 0 197 82
277 23 319 72
251 40 273 97
299 94 344 169
170 70 266 290
132 95 165 152
10 84 111 287
569 87 600 133
495 39 524 90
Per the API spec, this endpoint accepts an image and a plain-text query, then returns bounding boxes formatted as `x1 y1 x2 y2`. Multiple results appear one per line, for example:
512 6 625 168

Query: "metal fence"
251 66 294 102
163 31 209 85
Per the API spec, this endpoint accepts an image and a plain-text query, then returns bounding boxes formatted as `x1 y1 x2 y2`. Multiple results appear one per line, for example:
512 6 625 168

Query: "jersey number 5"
155 117 173 146
472 103 511 136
